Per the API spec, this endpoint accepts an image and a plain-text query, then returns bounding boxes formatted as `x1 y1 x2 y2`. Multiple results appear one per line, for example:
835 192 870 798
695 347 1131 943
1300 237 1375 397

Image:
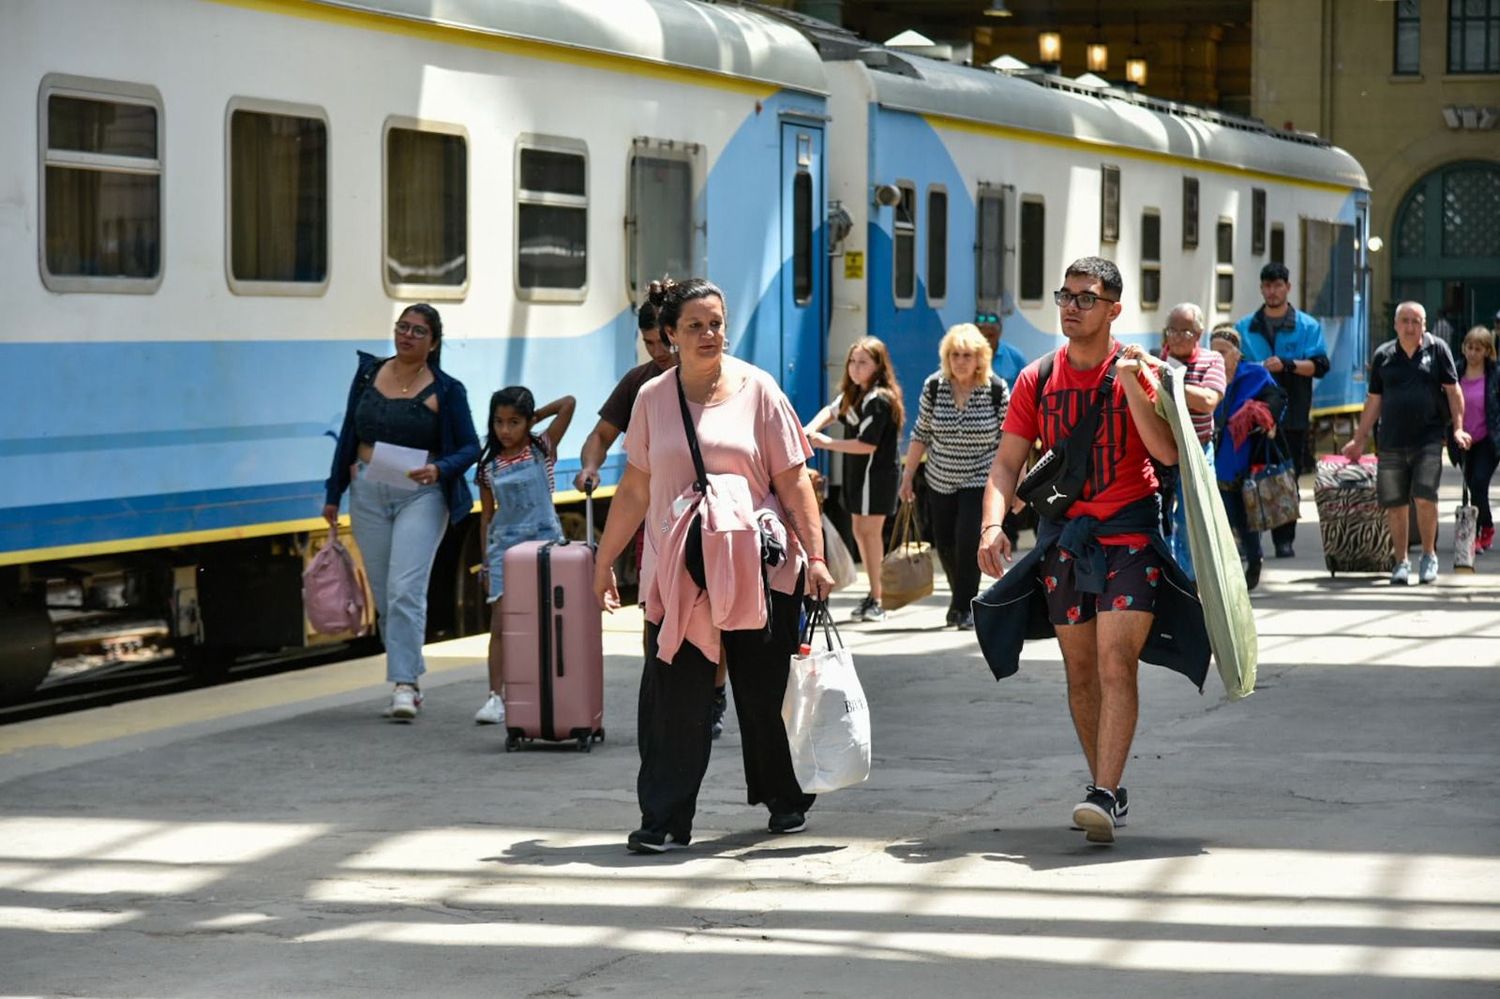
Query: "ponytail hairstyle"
477 385 543 469
648 277 727 343
836 336 905 430
401 303 444 368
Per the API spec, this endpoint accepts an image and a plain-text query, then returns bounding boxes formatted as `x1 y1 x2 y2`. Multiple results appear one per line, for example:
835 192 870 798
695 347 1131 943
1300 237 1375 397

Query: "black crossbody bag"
1015 352 1118 521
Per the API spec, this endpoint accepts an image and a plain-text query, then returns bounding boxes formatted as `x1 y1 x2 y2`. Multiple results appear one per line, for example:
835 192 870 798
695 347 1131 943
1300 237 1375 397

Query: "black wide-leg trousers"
637 583 815 840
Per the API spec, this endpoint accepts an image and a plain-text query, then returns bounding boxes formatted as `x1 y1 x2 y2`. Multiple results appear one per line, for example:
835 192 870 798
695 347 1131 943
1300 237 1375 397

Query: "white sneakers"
383 684 422 721
381 687 509 726
474 691 506 726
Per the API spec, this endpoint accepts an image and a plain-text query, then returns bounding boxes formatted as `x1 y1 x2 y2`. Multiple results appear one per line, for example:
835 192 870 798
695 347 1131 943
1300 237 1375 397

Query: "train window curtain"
229 110 327 284
43 92 161 282
386 127 468 288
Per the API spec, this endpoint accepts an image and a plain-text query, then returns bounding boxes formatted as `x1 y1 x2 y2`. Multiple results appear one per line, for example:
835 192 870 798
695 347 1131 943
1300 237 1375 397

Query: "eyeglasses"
949 350 977 359
975 313 1000 324
1053 290 1118 310
1163 325 1200 338
394 321 431 339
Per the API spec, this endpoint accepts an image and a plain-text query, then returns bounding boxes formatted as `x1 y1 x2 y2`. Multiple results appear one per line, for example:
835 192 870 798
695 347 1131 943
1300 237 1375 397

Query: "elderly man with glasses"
1155 303 1226 580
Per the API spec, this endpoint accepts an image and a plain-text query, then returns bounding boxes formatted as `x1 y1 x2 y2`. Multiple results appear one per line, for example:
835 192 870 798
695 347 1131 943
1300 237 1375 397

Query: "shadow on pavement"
885 825 1207 872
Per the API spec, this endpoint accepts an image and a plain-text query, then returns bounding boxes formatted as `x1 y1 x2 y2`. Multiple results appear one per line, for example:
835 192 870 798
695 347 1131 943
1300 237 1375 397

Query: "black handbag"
1015 355 1117 520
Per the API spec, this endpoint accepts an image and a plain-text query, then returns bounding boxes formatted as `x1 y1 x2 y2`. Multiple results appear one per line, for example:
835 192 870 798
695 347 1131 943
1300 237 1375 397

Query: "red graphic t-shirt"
1004 342 1159 546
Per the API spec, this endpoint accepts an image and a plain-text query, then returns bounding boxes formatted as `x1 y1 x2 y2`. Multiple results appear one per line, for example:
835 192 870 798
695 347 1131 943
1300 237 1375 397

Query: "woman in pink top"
1459 326 1500 552
594 278 834 854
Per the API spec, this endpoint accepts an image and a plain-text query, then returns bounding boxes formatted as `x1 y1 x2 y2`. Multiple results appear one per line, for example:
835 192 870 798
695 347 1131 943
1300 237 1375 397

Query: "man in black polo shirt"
1341 301 1470 584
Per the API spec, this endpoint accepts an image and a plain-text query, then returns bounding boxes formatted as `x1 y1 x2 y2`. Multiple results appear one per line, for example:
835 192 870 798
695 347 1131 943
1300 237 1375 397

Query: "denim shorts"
1376 441 1443 507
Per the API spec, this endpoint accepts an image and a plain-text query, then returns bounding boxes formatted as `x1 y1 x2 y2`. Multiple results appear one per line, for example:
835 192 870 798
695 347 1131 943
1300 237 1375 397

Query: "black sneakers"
1244 558 1262 591
1072 785 1121 844
627 828 687 854
710 686 727 740
768 811 807 834
955 609 974 630
852 596 886 622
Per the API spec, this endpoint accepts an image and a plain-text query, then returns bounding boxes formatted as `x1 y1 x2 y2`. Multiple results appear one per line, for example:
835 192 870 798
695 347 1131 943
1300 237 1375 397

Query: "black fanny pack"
1015 355 1117 520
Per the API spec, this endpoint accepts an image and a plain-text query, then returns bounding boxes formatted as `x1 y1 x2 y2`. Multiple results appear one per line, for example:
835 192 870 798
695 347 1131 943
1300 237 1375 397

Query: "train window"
1270 223 1286 264
227 102 328 294
1019 197 1045 302
1182 177 1200 249
1301 218 1356 317
1215 219 1234 311
1140 210 1161 309
1251 188 1267 257
793 171 813 304
1100 165 1120 243
893 181 916 306
626 141 699 298
40 76 163 293
384 120 468 298
975 184 1005 313
927 186 948 304
516 136 588 301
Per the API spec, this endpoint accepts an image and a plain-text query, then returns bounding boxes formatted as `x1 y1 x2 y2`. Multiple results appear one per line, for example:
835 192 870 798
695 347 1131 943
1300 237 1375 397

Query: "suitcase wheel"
505 735 520 753
593 729 605 743
577 736 591 753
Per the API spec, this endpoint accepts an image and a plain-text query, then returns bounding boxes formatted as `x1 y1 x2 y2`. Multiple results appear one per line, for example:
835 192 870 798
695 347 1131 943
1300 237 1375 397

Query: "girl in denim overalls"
473 386 576 725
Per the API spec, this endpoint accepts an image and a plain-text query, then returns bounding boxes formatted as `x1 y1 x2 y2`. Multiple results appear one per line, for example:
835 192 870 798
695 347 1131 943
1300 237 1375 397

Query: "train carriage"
802 33 1371 439
0 0 831 697
0 0 1372 703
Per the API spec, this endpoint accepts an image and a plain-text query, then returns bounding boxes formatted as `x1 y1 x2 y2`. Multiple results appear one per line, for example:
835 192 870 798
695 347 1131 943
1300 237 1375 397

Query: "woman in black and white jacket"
900 323 1009 630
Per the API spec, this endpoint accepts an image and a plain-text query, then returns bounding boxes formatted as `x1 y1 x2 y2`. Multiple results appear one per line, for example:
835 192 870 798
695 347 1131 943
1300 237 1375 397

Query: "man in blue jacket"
1235 262 1328 558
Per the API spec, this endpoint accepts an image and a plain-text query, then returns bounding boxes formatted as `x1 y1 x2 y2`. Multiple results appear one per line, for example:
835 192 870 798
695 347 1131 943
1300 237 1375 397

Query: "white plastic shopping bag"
781 602 871 793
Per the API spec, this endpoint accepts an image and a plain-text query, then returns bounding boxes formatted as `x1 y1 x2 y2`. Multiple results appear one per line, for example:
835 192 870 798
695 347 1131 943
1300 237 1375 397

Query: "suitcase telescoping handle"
584 483 595 548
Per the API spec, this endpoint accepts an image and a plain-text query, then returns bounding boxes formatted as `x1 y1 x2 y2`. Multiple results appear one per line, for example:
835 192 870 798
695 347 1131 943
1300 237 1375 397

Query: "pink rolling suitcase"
500 500 605 752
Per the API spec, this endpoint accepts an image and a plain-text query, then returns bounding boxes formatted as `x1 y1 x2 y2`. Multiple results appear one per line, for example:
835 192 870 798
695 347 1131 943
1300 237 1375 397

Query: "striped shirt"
912 373 1009 493
1161 347 1227 444
478 436 556 493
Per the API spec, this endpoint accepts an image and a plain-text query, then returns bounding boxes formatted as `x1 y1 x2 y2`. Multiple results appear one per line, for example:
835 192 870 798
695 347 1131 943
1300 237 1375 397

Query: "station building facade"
1252 0 1500 342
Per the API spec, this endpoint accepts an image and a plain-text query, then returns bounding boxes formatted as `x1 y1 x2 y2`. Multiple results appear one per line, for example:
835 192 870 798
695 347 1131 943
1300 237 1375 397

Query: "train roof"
307 0 828 95
751 4 1368 191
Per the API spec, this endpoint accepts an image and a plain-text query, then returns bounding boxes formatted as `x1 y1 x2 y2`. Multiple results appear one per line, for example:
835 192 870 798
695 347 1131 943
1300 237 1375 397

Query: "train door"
780 121 827 418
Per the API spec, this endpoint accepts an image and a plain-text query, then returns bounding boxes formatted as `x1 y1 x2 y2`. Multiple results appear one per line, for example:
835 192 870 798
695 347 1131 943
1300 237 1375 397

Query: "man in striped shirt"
1158 303 1225 580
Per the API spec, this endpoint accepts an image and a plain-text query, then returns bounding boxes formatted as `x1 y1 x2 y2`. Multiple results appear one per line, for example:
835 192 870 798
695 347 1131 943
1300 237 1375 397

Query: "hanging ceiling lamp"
1038 30 1062 63
1125 14 1147 86
1086 0 1108 73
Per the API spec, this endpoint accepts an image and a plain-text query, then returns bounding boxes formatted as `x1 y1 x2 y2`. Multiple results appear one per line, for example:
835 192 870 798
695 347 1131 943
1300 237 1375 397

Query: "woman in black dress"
805 336 905 621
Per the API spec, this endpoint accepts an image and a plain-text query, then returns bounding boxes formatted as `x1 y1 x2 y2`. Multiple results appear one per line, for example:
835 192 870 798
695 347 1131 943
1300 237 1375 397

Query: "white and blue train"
0 0 1369 698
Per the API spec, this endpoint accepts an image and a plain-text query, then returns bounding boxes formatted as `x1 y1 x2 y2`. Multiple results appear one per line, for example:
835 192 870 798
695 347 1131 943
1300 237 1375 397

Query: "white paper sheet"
364 442 430 491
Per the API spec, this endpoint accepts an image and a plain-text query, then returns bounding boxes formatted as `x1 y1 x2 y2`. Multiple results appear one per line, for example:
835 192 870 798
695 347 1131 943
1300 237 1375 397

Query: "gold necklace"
394 363 425 394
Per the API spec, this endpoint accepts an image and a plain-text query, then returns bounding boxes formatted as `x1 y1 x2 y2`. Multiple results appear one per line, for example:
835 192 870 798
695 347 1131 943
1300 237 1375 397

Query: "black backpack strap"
925 376 939 410
675 368 710 493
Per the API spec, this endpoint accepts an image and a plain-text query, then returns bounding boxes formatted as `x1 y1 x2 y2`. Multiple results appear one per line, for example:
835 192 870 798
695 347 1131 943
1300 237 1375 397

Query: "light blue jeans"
1169 439 1215 582
348 466 448 685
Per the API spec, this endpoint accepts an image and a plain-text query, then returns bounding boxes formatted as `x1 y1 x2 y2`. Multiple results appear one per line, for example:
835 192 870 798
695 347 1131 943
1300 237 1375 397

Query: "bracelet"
807 555 827 565
980 523 1005 535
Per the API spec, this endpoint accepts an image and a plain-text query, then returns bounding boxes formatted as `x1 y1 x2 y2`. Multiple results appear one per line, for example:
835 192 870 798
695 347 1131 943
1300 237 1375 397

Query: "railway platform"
2 494 1499 997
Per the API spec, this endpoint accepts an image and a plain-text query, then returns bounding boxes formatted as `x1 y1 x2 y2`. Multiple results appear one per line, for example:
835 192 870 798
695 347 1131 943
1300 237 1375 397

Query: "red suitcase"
500 502 605 752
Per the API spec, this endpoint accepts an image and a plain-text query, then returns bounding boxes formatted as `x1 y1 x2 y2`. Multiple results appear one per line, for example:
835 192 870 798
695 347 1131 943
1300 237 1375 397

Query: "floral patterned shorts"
1040 542 1163 627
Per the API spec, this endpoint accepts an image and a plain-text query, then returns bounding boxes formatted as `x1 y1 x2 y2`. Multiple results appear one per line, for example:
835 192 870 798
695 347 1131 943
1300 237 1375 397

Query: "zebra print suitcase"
1314 456 1395 576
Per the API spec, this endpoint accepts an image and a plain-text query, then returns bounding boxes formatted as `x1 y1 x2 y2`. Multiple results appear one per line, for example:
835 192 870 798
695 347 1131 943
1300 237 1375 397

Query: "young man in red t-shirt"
977 257 1180 844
